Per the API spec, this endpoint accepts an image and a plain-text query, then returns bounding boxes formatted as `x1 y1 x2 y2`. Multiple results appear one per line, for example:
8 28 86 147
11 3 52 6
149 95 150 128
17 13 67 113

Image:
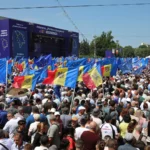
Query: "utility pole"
116 40 119 57
94 38 96 58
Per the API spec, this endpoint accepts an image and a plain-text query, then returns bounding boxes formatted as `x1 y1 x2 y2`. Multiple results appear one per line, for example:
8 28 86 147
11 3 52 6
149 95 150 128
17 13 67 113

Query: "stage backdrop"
0 19 10 58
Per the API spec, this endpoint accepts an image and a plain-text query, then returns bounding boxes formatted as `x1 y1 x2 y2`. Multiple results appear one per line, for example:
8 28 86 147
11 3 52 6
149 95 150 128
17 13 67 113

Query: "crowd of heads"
0 69 150 149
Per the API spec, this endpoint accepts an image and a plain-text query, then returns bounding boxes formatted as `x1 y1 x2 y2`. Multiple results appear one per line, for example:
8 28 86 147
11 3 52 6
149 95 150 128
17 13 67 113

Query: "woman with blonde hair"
134 109 146 127
32 122 48 149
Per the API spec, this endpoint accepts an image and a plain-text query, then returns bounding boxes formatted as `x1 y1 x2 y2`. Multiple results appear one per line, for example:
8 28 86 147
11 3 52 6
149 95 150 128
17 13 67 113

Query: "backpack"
100 123 115 139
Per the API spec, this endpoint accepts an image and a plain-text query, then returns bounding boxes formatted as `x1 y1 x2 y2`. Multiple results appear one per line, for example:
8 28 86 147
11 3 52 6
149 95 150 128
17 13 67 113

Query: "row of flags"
0 55 149 91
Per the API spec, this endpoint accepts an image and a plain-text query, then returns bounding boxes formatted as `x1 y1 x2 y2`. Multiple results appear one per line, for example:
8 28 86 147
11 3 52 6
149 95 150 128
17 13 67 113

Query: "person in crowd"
28 114 40 143
11 133 27 150
63 124 75 150
15 106 24 120
0 103 7 129
22 100 33 118
15 119 29 142
32 122 47 149
54 111 63 136
3 112 20 139
91 108 102 128
118 133 138 150
127 119 137 134
24 144 33 150
74 116 89 150
6 98 19 115
34 135 49 150
75 106 86 121
134 109 146 127
119 114 131 138
0 129 13 150
118 108 129 123
104 139 118 150
128 108 139 122
60 107 72 130
81 121 99 150
47 115 60 149
72 98 80 115
46 108 56 127
71 116 79 129
26 106 46 129
101 115 118 140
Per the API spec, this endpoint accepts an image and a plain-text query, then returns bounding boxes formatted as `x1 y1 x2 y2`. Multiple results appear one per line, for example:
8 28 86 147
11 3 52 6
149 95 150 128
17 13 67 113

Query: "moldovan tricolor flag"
43 67 78 88
78 66 84 82
77 65 93 82
101 64 111 77
83 64 102 90
13 74 40 90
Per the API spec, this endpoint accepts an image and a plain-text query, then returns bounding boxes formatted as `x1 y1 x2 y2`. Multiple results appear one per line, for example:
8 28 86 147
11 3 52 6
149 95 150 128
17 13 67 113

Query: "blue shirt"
11 141 27 150
26 114 47 129
0 110 7 127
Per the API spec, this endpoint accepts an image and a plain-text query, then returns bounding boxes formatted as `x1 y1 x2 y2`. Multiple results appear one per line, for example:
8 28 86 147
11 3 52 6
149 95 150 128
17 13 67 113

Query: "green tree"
134 47 150 57
122 46 135 57
139 45 147 49
79 40 90 56
90 31 117 57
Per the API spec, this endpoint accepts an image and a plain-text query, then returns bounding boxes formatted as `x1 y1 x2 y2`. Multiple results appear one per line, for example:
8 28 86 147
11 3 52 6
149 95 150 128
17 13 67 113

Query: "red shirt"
81 131 99 150
64 136 75 150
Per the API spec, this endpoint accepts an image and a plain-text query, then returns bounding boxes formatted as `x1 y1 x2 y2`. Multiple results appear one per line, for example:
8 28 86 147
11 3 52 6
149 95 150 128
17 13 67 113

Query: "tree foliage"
134 47 150 57
121 46 135 57
79 31 150 58
79 40 90 56
90 31 116 57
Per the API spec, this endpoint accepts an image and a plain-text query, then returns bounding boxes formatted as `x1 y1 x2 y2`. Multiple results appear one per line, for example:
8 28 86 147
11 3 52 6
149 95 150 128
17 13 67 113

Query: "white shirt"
34 145 49 150
33 93 41 100
42 98 48 106
0 138 14 150
100 123 118 139
140 101 150 111
3 118 20 139
74 127 89 140
91 116 102 128
28 121 40 143
118 97 127 106
11 141 27 150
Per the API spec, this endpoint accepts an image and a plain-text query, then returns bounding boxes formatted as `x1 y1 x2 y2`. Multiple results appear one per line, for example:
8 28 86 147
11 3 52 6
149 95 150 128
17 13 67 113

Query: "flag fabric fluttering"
101 64 112 77
83 64 102 90
66 58 87 69
43 68 78 88
53 85 61 99
13 73 41 90
78 66 84 82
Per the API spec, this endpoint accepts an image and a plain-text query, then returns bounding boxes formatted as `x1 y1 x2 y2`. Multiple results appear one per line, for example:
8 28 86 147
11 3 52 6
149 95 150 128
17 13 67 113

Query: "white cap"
86 98 90 101
33 114 40 121
78 106 86 111
49 108 56 113
81 94 86 99
124 133 133 141
54 111 60 116
127 98 131 103
63 97 69 102
44 93 49 97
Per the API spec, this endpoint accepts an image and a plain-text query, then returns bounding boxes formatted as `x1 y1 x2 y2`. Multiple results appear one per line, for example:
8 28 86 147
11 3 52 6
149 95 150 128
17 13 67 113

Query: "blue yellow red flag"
83 64 102 89
43 67 78 88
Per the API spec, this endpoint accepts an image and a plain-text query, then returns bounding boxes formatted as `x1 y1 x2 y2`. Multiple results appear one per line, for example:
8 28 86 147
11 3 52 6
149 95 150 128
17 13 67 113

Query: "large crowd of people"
0 67 150 150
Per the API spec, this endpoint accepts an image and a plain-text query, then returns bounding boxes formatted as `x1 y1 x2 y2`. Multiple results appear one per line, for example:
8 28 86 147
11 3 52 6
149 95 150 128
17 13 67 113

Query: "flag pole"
102 77 105 98
69 88 75 115
5 60 8 99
